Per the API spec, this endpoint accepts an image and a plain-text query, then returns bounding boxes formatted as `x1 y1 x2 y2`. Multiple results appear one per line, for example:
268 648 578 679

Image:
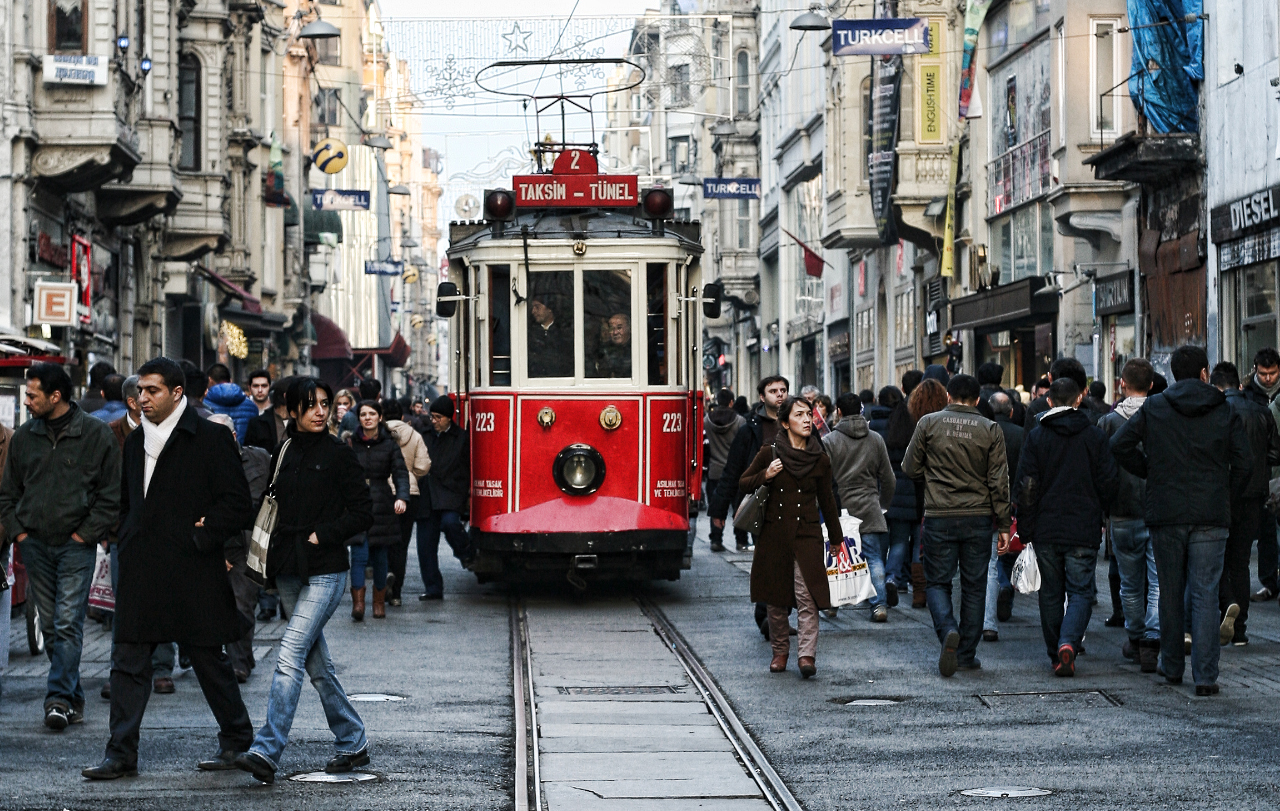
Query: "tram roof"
447 208 703 256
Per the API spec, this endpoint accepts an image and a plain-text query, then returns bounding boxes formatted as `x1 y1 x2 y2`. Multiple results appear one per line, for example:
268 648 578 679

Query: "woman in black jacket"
235 377 374 784
347 400 410 620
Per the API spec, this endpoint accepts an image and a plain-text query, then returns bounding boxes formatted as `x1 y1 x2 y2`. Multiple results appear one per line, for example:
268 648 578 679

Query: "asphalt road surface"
4 521 1280 810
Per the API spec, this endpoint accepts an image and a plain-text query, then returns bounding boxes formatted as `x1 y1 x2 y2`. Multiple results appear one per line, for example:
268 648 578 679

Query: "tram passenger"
528 296 572 378
592 313 632 378
740 396 843 679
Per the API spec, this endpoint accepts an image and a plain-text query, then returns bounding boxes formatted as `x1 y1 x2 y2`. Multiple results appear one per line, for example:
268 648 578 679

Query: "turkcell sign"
702 178 761 199
832 18 930 56
512 174 639 208
364 260 404 276
311 189 370 211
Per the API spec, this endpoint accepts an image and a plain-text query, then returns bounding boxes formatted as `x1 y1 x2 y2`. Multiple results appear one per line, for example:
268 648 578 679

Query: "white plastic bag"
1011 543 1040 594
87 544 114 612
825 510 875 606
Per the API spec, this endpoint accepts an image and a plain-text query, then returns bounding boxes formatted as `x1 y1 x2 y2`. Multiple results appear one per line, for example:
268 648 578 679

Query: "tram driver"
591 313 632 378
527 295 573 378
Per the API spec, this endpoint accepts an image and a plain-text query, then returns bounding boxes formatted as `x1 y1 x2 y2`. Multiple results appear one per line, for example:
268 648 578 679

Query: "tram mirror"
702 282 723 319
436 282 459 318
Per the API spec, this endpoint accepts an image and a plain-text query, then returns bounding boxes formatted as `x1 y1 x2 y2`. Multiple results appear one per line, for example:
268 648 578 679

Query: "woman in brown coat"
740 396 844 678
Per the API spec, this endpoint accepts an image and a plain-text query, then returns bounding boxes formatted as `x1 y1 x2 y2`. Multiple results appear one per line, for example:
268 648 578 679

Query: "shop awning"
353 332 411 368
284 196 345 246
949 276 1059 333
310 312 353 361
197 267 263 314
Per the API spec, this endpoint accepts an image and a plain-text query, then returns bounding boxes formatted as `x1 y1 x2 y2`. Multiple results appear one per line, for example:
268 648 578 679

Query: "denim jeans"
1150 525 1228 686
417 510 471 597
886 519 918 584
923 516 992 666
983 535 1014 632
1111 518 1160 641
349 539 388 590
249 572 366 771
861 532 887 608
21 538 96 710
1035 544 1099 661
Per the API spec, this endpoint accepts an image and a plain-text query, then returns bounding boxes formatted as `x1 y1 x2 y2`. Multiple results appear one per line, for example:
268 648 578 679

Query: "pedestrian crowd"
708 343 1273 698
0 357 473 782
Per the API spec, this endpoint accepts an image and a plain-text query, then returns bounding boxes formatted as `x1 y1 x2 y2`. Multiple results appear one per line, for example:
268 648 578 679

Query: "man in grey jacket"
823 392 895 621
704 388 746 552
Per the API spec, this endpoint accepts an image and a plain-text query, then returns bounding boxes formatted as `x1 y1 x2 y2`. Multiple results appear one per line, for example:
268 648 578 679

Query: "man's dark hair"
990 391 1014 417
1150 372 1169 395
836 391 861 418
1121 358 1154 393
976 362 1004 386
178 359 207 399
1048 357 1087 390
382 399 403 420
270 376 297 408
1255 347 1280 370
878 385 903 409
900 369 923 396
1210 361 1241 390
1049 377 1082 408
1170 345 1210 382
946 373 981 403
28 362 73 402
87 360 115 389
859 389 874 405
137 357 186 394
286 376 333 417
1088 380 1106 401
716 387 734 407
101 374 125 402
756 375 789 398
1034 376 1052 394
248 368 271 385
206 363 232 384
358 378 382 401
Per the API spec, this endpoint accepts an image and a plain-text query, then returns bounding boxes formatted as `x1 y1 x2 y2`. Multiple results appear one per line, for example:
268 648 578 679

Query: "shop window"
986 0 1054 62
735 51 750 114
646 263 668 386
860 77 872 185
178 55 201 171
585 269 633 380
669 64 691 107
990 201 1053 282
855 363 874 395
1090 19 1121 135
489 265 511 386
50 0 86 53
1237 262 1278 371
988 37 1051 215
316 35 341 66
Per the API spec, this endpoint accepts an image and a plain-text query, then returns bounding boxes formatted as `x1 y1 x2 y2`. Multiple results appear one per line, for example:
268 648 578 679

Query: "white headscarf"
141 395 187 496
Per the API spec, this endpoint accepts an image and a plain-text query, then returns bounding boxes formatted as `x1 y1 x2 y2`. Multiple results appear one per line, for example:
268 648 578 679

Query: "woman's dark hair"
357 399 384 418
286 376 333 416
816 394 833 419
27 361 74 402
900 369 923 396
776 395 811 434
135 357 184 394
382 399 404 420
733 395 749 415
908 379 949 423
877 385 903 409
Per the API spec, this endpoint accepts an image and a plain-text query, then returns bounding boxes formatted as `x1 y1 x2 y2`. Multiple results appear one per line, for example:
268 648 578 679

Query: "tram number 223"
661 413 683 433
473 412 496 432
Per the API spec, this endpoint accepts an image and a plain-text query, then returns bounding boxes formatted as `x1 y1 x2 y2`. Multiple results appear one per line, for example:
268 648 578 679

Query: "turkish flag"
782 228 827 278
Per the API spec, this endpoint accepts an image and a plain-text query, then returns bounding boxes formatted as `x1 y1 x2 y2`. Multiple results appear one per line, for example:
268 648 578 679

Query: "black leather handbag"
732 446 775 535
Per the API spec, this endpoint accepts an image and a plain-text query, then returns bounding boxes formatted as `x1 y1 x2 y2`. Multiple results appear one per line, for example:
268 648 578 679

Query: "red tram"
437 146 718 585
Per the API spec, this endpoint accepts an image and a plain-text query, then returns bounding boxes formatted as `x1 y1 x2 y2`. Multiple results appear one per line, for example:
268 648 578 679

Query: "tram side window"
527 271 574 378
585 269 633 379
489 265 511 386
646 263 668 385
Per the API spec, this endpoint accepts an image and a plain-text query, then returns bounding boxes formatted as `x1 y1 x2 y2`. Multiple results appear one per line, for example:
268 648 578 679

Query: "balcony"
988 130 1051 218
894 143 952 244
1082 131 1200 186
96 120 182 226
160 173 230 261
30 57 141 192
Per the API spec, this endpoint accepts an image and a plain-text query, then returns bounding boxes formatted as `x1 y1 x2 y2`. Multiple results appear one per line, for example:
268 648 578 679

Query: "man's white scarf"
141 396 187 496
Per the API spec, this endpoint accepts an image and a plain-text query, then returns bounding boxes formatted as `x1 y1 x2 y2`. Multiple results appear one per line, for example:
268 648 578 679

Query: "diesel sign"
1211 185 1280 243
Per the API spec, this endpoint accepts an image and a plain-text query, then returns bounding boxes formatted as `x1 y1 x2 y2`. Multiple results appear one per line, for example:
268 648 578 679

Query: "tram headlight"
553 444 606 496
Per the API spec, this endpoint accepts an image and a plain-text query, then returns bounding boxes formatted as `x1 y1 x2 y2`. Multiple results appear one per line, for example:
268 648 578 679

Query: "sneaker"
982 629 999 642
1233 634 1250 647
1104 613 1125 628
1219 604 1240 646
736 544 754 552
1184 633 1193 655
385 573 396 597
996 586 1014 622
871 605 887 623
939 630 960 677
1195 684 1220 697
885 581 899 608
710 541 726 552
67 705 84 725
44 705 69 731
1054 644 1075 677
1250 586 1275 602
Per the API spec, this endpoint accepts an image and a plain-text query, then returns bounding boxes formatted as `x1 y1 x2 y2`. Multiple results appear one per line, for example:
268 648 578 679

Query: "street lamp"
677 172 701 186
710 119 738 137
401 236 420 248
388 184 411 196
790 6 830 31
298 19 340 39
364 133 393 150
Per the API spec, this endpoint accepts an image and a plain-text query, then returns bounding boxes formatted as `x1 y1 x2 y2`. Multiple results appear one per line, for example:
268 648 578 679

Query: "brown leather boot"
372 588 386 619
769 654 787 673
911 563 927 608
351 587 365 621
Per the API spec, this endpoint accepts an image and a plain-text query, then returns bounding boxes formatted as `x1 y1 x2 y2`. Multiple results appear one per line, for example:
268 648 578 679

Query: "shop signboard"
34 281 77 326
702 178 760 198
311 189 370 211
1211 183 1280 243
365 260 404 276
1094 271 1134 317
42 55 108 86
832 18 930 56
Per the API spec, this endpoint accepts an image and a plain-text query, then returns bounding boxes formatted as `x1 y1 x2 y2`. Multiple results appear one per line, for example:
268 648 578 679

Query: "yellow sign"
919 63 943 144
926 19 942 57
312 138 349 174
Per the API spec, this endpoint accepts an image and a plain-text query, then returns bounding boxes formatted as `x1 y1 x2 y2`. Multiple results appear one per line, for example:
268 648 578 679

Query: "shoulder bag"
247 438 292 585
732 445 775 536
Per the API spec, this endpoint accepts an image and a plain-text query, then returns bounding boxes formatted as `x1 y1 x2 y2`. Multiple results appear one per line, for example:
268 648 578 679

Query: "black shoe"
1157 665 1182 685
736 543 753 552
67 705 84 725
256 608 276 622
325 748 370 773
44 704 69 731
1233 634 1250 647
885 581 899 608
939 630 960 677
234 669 249 684
1103 613 1125 627
710 541 726 552
1195 684 1220 697
385 573 396 597
1251 586 1275 602
996 586 1014 622
178 654 191 670
419 593 443 601
100 682 111 700
198 750 245 771
982 629 999 642
234 751 276 784
957 658 982 671
82 758 138 780
1122 638 1138 661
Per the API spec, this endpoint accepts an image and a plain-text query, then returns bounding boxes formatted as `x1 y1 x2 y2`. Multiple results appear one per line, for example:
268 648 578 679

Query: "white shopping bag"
825 510 875 606
1011 543 1040 594
87 544 115 611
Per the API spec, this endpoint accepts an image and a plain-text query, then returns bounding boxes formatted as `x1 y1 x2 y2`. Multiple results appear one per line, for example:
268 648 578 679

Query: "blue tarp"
1126 0 1202 133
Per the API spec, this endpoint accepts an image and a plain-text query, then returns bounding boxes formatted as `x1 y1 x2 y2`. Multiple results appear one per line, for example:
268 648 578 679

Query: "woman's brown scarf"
773 432 825 480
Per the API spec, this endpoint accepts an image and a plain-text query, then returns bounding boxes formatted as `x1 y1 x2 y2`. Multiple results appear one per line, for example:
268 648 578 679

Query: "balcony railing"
987 129 1051 217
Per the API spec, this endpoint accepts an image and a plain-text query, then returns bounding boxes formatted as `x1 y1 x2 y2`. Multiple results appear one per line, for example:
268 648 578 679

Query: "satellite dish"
455 194 480 219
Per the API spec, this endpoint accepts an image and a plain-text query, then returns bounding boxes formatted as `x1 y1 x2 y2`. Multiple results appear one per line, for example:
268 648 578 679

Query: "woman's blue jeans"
249 572 367 771
349 539 388 590
885 520 918 586
861 533 888 608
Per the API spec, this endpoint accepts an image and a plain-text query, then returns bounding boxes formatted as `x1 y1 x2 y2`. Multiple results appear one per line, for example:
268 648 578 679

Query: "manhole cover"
557 686 681 695
844 698 900 706
290 771 378 783
960 787 1052 798
347 693 404 702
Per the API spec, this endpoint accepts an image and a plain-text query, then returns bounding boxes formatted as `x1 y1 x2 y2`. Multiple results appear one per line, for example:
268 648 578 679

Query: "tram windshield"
527 271 573 378
585 270 632 379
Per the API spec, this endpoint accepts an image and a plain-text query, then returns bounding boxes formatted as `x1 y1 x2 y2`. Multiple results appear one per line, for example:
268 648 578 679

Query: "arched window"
860 76 872 183
178 55 200 171
735 51 750 115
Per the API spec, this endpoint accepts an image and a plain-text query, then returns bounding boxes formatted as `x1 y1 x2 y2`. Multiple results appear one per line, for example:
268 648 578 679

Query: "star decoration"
503 23 532 55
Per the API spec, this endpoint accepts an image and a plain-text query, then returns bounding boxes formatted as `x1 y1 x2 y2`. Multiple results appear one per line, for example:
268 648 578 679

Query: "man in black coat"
1239 347 1280 601
1014 378 1118 676
708 375 789 552
84 357 256 779
1211 362 1280 646
1111 345 1252 695
243 378 292 453
416 396 473 599
984 391 1025 635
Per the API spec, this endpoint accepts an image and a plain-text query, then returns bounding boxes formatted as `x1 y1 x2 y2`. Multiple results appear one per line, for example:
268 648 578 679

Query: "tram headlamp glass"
553 444 606 496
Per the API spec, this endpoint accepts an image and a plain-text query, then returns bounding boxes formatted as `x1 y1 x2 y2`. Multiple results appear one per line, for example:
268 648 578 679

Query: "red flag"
782 228 828 278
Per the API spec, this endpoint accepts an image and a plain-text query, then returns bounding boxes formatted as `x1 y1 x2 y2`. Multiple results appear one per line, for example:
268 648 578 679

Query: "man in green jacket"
0 363 120 731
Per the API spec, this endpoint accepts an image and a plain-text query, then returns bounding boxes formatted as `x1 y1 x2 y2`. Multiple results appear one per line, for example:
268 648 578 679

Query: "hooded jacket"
704 406 746 482
1097 397 1148 519
709 401 779 520
1110 379 1252 528
902 404 1012 529
874 402 918 522
822 415 895 534
1014 407 1118 547
204 382 260 444
386 419 432 497
1242 373 1280 407
1221 388 1280 500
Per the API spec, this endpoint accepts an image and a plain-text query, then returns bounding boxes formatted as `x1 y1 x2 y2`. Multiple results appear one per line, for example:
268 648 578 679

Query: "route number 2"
474 412 496 432
661 413 682 433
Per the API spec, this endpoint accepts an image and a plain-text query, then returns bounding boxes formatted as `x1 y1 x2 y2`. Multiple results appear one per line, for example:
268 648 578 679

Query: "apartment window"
315 88 341 126
670 63 691 107
630 92 643 122
988 37 1052 215
894 289 914 348
860 77 872 184
50 0 87 53
990 201 1054 282
316 35 341 67
668 136 690 174
735 51 750 115
736 198 751 249
1090 20 1120 134
855 309 873 352
178 55 201 171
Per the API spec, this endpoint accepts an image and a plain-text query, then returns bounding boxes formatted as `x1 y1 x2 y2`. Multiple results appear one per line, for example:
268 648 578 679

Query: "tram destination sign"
512 173 639 208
